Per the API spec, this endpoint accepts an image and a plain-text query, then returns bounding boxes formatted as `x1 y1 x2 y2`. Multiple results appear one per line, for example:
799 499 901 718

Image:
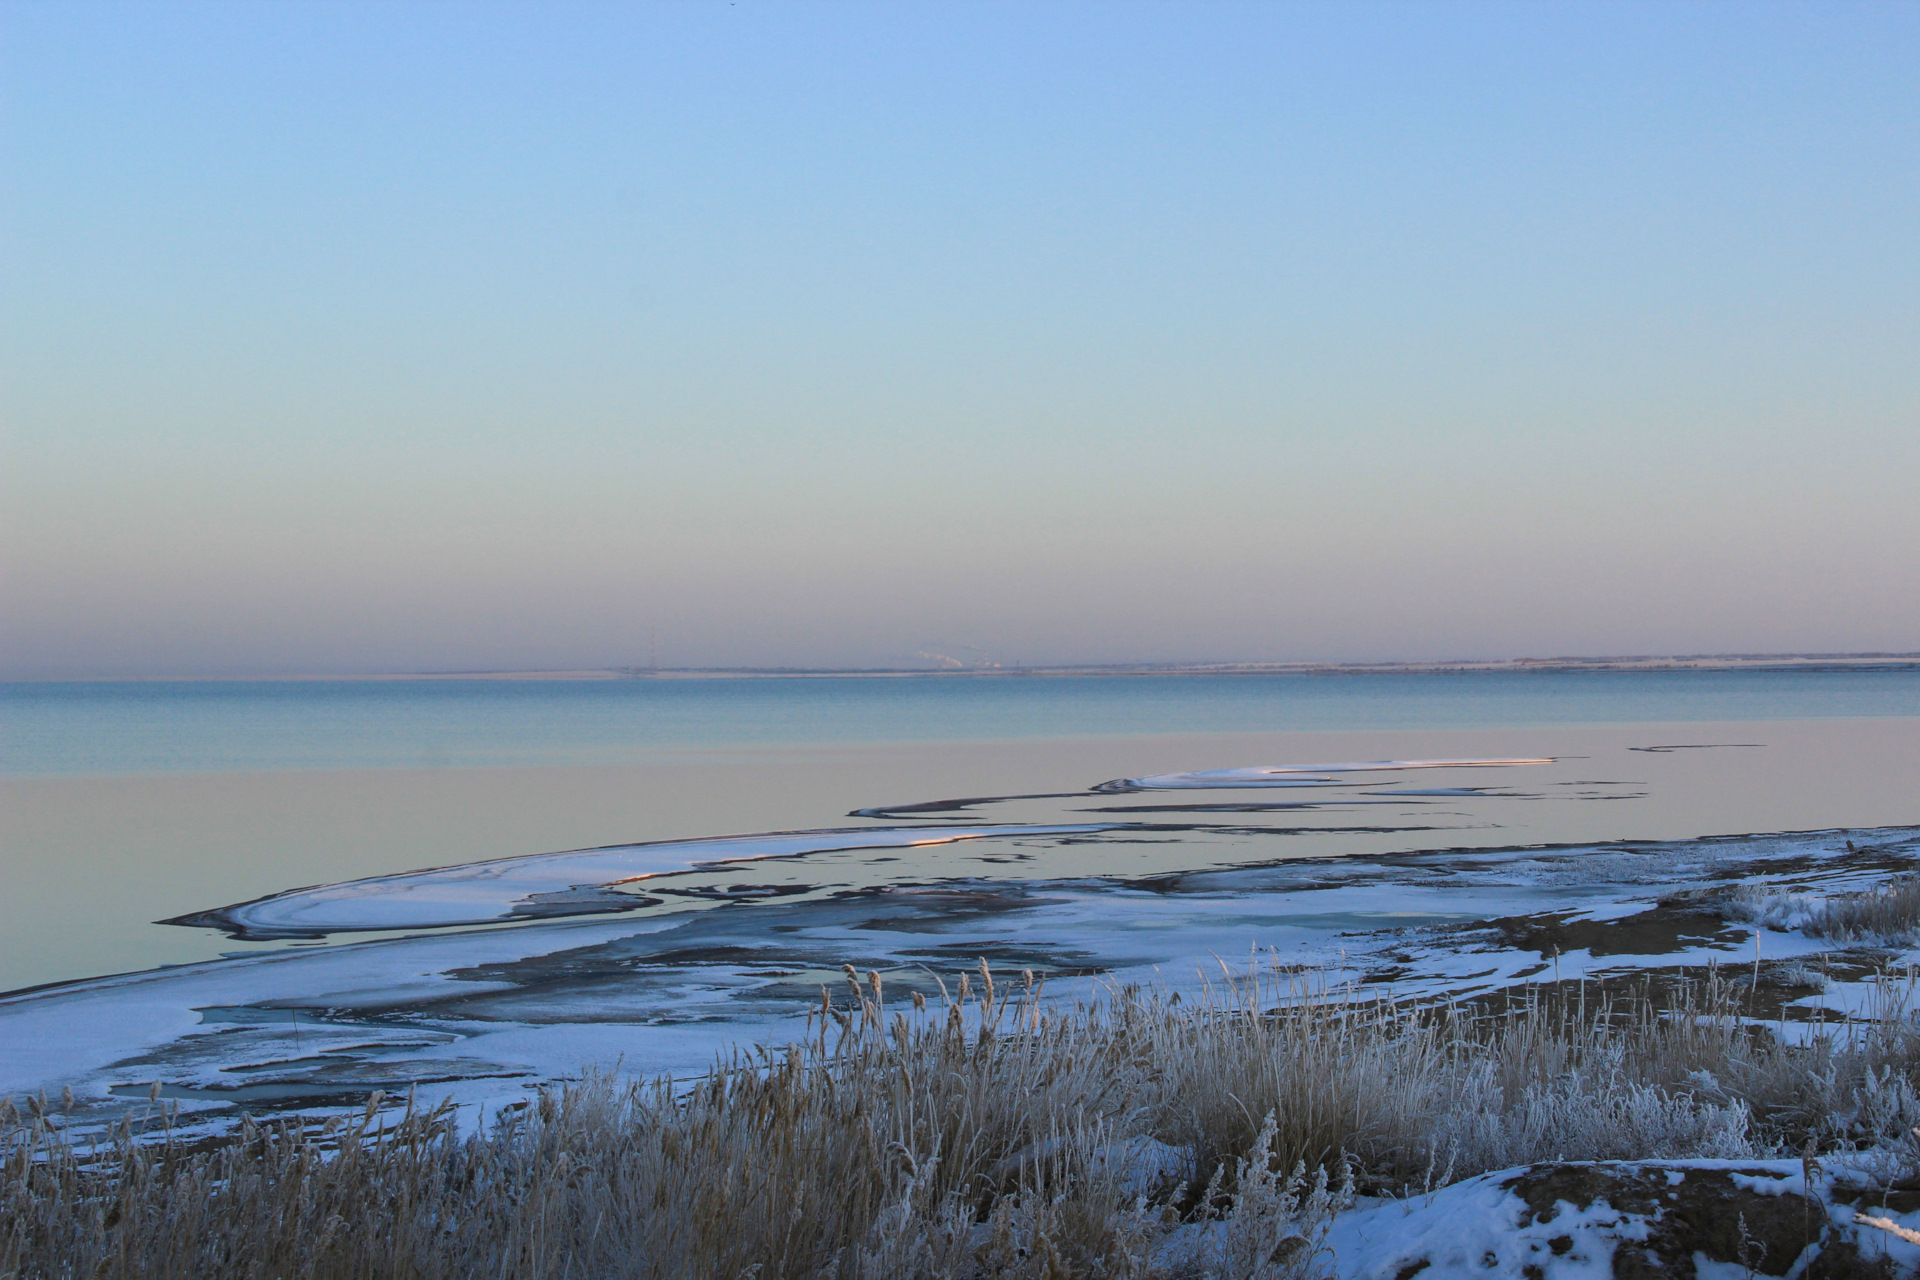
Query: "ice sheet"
166 824 1117 939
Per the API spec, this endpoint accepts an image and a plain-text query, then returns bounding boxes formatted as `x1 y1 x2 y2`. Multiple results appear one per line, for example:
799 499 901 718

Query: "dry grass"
1813 876 1920 944
1725 874 1920 944
8 960 1920 1280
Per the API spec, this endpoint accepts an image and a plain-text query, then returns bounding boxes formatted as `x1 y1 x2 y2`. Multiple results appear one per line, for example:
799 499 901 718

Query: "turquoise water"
5 668 1918 777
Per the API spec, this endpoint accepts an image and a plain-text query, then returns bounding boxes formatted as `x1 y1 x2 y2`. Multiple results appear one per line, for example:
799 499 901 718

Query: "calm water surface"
7 669 1918 777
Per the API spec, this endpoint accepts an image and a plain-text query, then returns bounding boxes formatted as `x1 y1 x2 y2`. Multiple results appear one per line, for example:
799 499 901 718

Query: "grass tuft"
1726 875 1920 944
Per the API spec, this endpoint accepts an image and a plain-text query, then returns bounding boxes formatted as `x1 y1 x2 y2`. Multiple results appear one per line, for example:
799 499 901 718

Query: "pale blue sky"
4 1 1916 675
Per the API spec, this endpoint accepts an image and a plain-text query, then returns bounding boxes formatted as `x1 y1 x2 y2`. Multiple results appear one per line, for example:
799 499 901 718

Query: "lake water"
7 668 1918 777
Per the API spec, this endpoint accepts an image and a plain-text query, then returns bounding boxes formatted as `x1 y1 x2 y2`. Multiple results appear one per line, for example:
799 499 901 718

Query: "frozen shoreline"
7 821 1917 1141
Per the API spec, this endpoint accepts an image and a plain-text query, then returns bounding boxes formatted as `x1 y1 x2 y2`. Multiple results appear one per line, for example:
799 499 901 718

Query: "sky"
3 1 1916 676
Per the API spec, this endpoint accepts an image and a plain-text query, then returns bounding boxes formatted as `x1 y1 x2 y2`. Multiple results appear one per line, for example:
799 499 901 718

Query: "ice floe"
165 824 1117 939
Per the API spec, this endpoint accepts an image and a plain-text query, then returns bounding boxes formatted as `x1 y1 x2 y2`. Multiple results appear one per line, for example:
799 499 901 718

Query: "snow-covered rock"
1324 1159 1920 1279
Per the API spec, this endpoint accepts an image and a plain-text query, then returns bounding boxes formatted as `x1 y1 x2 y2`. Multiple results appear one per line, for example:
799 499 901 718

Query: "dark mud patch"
1469 904 1743 960
1447 949 1898 1026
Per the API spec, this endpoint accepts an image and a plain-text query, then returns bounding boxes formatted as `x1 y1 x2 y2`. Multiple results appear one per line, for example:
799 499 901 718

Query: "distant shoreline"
11 653 1919 683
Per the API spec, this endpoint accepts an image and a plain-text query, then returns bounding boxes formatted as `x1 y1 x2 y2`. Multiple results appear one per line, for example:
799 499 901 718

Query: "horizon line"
6 651 1919 684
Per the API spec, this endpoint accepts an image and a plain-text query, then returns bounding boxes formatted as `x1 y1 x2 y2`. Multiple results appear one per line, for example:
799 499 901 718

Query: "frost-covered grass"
1726 873 1920 944
1812 875 1920 944
9 961 1920 1279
